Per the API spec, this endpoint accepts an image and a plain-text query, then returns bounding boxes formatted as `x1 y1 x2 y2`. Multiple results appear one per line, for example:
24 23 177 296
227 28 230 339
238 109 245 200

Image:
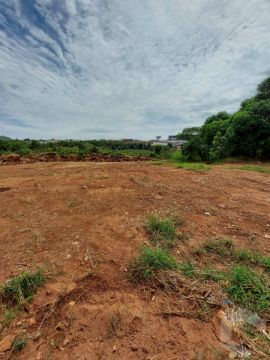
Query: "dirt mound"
0 153 150 164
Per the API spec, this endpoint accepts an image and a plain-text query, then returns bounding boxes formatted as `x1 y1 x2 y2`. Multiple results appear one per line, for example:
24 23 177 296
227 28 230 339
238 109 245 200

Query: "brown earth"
0 161 270 359
0 153 149 164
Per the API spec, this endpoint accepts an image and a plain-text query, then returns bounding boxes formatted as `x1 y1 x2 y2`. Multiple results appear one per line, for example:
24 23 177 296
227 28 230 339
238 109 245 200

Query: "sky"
0 0 270 140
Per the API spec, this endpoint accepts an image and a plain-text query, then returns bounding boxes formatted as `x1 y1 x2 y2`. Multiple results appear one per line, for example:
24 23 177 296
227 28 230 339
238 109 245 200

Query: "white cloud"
0 0 270 139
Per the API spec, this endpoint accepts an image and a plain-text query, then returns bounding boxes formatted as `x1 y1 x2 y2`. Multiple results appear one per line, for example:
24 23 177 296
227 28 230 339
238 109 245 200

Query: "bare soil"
0 161 270 359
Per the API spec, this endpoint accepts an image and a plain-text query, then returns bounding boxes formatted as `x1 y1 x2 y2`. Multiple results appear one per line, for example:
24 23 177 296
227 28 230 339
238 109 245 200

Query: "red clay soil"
0 161 270 359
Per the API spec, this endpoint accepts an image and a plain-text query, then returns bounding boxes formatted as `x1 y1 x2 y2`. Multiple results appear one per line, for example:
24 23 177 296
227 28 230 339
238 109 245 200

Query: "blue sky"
0 0 270 140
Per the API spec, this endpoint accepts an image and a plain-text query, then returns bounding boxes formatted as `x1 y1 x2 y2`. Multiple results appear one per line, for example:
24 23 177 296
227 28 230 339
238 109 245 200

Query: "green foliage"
176 162 211 171
176 127 200 141
1 309 17 328
146 215 178 248
0 270 45 306
13 338 27 352
179 262 197 278
228 266 270 314
181 76 270 161
204 238 234 256
170 150 185 162
203 238 270 273
129 246 177 281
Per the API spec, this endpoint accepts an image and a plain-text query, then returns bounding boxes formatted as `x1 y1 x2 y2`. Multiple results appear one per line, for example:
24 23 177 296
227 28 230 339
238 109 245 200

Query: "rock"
112 344 117 352
204 212 211 216
69 300 76 306
264 234 270 239
228 352 237 359
0 334 15 352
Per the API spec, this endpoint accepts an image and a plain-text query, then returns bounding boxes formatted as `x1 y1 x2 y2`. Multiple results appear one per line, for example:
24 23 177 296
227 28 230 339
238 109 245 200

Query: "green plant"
146 215 177 248
13 338 27 352
1 270 45 306
228 266 270 314
176 162 211 172
129 246 177 281
201 268 226 282
204 238 234 256
179 262 197 278
1 309 17 328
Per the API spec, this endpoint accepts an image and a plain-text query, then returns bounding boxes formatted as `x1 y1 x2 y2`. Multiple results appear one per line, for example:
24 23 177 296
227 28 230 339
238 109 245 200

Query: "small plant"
204 238 234 257
176 162 211 172
145 215 180 248
1 309 17 328
0 270 45 307
179 262 197 278
228 266 270 314
203 238 270 273
129 246 178 281
13 337 27 352
201 268 226 282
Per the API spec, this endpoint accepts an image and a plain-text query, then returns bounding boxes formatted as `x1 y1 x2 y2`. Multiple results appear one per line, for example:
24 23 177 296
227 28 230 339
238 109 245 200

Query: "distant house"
151 136 187 149
168 135 178 141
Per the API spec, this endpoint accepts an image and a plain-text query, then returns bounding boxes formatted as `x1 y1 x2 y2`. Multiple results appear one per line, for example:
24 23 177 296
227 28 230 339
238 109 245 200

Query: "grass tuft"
146 215 179 248
228 266 270 314
203 238 270 273
13 338 27 352
179 262 197 278
0 269 45 307
129 246 178 281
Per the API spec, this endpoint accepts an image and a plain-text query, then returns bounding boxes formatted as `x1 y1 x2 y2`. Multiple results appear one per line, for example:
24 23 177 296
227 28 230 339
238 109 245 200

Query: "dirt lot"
0 161 270 359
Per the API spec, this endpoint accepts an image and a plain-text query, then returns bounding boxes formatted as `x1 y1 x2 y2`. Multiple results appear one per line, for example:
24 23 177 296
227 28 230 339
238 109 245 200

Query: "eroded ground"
0 161 270 359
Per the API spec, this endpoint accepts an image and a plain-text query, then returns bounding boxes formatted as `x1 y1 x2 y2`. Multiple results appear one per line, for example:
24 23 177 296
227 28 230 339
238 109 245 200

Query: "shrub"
204 238 234 257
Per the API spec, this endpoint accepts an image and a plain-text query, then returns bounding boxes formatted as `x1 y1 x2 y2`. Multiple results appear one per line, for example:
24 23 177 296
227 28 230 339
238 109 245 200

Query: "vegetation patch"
228 266 270 314
13 338 27 352
176 162 211 172
0 270 45 307
232 165 270 174
129 246 177 281
146 215 178 248
202 238 270 273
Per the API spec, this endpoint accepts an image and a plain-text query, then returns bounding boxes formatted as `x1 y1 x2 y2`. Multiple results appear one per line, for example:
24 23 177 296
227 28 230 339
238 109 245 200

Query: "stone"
0 334 15 352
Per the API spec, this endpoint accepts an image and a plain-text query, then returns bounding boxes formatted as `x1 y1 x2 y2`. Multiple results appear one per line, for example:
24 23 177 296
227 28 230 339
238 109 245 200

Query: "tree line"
177 77 270 161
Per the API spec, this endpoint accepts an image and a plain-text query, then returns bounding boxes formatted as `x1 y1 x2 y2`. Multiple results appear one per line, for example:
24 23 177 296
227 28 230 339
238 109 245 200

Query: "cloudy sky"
0 0 270 140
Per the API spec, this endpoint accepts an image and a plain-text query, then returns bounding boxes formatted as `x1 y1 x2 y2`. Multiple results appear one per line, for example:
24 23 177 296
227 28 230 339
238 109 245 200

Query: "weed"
179 262 197 278
228 266 270 314
1 309 17 328
107 314 121 337
201 268 226 282
0 270 45 307
146 215 177 248
203 238 270 273
204 238 234 256
176 162 211 172
13 338 27 352
129 246 178 281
